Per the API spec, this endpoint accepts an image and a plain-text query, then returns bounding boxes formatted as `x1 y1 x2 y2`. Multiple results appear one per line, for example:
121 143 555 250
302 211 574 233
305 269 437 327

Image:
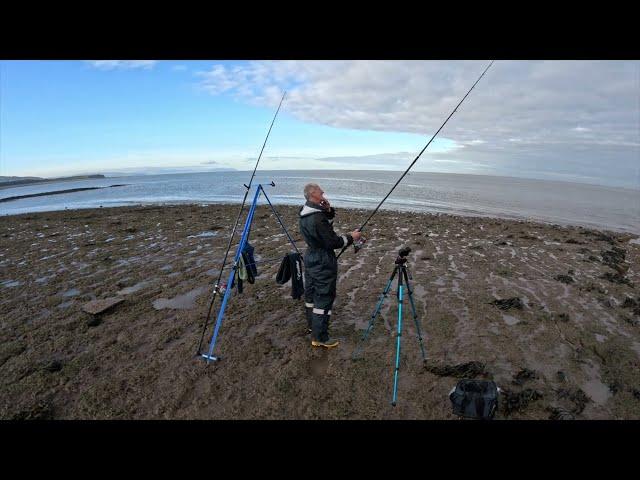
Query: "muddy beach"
1 204 639 419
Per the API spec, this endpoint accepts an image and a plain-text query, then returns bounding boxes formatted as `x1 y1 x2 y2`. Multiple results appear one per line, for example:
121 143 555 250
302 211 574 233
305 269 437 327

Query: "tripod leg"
403 267 427 362
352 266 398 360
392 272 404 406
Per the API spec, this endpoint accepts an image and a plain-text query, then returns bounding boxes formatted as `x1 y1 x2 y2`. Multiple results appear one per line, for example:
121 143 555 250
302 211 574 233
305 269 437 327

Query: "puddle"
502 314 521 326
152 286 209 310
581 362 612 406
187 231 219 239
117 280 152 296
62 288 81 297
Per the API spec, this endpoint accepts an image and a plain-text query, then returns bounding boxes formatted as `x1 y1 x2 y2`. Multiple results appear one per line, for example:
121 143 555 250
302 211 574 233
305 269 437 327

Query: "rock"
513 368 538 386
87 317 101 327
424 360 487 378
556 371 567 383
490 297 524 310
556 388 590 415
43 360 63 373
12 400 54 420
557 313 570 322
600 271 632 286
548 406 575 420
601 247 626 270
82 297 124 315
555 274 575 284
500 388 543 415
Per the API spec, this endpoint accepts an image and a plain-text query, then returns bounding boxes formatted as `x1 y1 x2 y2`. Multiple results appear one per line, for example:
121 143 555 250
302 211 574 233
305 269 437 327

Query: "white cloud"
87 60 157 70
194 60 639 187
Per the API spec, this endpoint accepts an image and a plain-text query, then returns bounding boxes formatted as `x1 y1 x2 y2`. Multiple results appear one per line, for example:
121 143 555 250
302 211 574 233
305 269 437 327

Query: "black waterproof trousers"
303 248 338 342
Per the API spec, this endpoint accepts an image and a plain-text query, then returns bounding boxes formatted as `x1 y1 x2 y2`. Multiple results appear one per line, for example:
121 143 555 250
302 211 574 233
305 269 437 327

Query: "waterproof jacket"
298 201 353 253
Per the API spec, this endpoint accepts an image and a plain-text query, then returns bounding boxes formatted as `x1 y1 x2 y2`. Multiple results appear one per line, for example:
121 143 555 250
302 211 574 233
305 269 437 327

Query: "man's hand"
351 230 362 241
319 199 331 210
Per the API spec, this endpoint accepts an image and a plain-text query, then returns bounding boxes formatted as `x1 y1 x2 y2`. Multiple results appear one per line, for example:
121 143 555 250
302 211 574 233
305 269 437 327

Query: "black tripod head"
395 246 411 265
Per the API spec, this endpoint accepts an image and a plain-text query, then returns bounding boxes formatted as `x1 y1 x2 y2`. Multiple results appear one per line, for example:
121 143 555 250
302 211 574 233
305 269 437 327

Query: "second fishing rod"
196 92 286 356
337 60 494 259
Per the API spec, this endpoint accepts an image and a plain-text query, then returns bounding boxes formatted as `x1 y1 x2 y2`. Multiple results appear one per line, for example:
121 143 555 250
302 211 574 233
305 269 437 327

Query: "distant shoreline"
0 185 127 203
0 174 106 190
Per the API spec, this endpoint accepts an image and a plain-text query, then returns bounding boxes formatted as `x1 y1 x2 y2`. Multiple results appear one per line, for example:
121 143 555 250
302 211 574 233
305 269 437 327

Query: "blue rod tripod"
352 248 427 406
200 182 299 363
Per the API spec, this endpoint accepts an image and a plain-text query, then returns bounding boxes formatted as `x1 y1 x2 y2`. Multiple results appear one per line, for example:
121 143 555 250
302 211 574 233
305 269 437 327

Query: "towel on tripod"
276 252 304 299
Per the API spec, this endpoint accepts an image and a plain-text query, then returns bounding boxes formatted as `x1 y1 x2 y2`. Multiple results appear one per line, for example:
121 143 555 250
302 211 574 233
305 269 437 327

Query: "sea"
1 170 638 234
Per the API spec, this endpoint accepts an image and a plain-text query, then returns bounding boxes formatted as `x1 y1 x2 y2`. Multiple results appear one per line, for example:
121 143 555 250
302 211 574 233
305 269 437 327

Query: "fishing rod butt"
201 353 221 363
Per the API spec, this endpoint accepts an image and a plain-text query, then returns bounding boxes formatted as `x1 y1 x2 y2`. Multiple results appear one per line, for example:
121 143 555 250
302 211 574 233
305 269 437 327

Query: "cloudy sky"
1 60 638 188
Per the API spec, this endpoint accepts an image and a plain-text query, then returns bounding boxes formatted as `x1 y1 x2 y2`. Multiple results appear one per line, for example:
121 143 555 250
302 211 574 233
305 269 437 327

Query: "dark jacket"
298 201 353 253
276 252 304 299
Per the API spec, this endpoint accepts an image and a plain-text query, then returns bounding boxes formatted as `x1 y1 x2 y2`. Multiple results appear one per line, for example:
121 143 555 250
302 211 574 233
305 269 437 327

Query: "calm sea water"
1 170 638 234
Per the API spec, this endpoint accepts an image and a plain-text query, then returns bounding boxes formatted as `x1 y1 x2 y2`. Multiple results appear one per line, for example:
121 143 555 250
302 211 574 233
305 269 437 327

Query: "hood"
299 201 324 217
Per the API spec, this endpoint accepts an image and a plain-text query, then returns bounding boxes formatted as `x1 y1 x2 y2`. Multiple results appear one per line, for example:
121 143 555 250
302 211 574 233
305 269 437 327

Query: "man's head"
304 183 325 204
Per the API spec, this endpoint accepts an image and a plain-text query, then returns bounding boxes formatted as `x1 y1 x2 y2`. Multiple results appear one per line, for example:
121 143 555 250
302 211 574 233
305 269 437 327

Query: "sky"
0 60 638 188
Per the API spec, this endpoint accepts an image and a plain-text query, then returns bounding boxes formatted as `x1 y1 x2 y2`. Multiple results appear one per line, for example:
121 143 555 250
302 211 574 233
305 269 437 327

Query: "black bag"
449 379 498 420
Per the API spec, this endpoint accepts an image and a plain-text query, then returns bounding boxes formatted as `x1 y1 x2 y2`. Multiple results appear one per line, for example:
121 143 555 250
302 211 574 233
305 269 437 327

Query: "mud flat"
1 204 639 419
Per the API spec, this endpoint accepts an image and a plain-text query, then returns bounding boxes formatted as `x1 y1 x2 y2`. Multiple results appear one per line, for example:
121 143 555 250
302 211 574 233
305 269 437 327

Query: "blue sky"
1 60 638 188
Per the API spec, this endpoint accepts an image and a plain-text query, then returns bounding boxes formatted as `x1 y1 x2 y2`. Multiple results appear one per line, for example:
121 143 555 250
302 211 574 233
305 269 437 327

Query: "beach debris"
621 296 638 310
556 388 590 415
82 296 124 316
557 313 570 322
632 389 640 401
500 388 543 415
600 271 632 286
490 297 524 310
11 400 55 420
556 371 567 383
424 360 487 378
601 246 629 274
547 406 575 420
593 232 617 244
43 360 63 373
608 380 623 395
555 274 575 284
512 368 538 386
565 238 585 244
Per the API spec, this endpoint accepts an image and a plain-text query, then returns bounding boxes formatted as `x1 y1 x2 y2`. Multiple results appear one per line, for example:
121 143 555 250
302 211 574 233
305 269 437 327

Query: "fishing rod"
196 91 286 355
337 60 494 259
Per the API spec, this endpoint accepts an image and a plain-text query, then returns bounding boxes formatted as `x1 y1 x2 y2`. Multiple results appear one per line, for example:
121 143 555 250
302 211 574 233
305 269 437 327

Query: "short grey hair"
303 183 320 200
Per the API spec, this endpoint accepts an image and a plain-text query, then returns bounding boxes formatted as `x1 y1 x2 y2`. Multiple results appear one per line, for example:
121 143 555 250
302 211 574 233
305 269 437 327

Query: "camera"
395 246 411 264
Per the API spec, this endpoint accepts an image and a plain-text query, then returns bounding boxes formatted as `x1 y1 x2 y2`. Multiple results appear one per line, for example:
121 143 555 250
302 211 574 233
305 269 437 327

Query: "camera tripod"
352 247 427 406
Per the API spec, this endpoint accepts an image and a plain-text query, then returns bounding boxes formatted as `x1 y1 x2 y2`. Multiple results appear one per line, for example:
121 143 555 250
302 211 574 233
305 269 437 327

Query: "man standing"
299 183 362 348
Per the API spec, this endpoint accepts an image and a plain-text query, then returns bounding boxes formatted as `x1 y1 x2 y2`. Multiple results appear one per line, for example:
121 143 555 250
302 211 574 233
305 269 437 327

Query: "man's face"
309 186 325 204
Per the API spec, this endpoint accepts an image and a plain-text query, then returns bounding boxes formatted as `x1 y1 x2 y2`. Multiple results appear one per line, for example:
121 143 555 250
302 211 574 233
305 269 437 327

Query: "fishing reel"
353 235 367 253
